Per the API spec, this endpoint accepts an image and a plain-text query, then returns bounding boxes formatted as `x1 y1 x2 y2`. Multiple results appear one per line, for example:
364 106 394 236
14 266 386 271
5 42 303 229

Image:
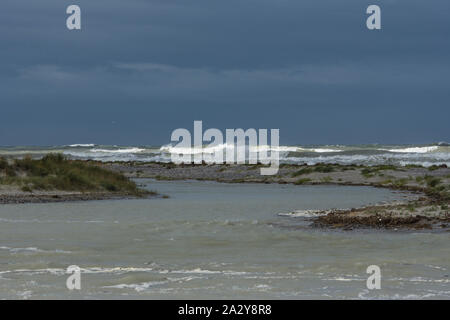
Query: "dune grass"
291 164 335 177
0 154 147 195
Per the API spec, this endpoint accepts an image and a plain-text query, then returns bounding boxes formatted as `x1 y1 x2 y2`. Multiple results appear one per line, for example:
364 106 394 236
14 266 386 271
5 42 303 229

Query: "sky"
0 0 449 146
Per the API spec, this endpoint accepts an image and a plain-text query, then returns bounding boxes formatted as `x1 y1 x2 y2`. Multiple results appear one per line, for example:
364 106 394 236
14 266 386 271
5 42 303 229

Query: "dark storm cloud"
0 0 449 145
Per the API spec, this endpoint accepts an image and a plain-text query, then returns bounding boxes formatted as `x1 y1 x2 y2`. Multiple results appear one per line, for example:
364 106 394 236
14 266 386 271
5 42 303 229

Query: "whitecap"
307 148 343 153
277 210 328 218
382 146 439 153
90 147 145 153
67 144 95 147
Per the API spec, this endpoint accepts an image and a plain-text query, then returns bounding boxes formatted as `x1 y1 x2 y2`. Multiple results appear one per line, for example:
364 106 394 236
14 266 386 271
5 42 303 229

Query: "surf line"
170 120 280 175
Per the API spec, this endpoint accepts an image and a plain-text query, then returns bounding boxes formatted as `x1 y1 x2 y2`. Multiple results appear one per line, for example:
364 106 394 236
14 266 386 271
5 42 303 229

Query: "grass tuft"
0 154 145 195
294 178 312 185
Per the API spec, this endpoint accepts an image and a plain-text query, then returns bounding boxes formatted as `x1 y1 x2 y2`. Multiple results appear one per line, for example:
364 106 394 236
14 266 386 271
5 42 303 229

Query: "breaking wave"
0 143 448 167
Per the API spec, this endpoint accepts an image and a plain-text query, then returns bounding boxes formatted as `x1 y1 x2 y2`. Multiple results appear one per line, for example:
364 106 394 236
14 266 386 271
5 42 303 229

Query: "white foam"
67 144 95 147
278 210 328 218
90 147 145 153
17 290 33 300
103 281 167 292
249 145 299 152
382 146 439 153
161 143 302 154
323 276 361 282
0 246 71 254
161 144 344 154
307 148 343 153
11 144 448 167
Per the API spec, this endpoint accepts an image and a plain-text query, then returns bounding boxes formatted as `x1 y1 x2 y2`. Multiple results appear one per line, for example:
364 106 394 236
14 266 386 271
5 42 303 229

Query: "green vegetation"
424 175 441 188
404 164 423 169
392 178 408 188
427 165 447 171
407 203 416 212
361 169 375 178
294 178 311 185
291 167 313 177
421 175 450 202
314 164 335 173
291 164 335 177
339 165 358 171
0 154 145 195
360 165 400 178
21 185 33 193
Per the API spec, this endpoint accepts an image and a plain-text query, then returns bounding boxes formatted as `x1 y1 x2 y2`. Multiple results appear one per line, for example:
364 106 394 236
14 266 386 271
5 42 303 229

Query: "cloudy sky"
0 0 449 146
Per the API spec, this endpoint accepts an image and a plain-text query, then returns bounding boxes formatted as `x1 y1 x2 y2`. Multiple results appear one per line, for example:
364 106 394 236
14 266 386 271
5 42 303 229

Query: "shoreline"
101 161 449 230
0 189 158 204
312 204 450 231
0 155 158 204
1 160 449 230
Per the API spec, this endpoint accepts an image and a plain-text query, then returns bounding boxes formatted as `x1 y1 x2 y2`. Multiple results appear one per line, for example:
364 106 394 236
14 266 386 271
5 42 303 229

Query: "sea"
0 144 449 299
0 143 449 167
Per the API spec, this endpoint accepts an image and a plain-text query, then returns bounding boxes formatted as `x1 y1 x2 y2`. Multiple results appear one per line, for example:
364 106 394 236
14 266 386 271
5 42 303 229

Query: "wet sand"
0 186 157 204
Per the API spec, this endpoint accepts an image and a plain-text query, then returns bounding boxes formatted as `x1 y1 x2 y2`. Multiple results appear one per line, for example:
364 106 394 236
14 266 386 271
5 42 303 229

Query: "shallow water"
0 180 448 299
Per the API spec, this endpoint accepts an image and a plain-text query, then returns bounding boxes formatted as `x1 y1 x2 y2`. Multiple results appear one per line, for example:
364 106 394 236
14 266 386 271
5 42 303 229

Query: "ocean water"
0 180 448 299
0 143 449 167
